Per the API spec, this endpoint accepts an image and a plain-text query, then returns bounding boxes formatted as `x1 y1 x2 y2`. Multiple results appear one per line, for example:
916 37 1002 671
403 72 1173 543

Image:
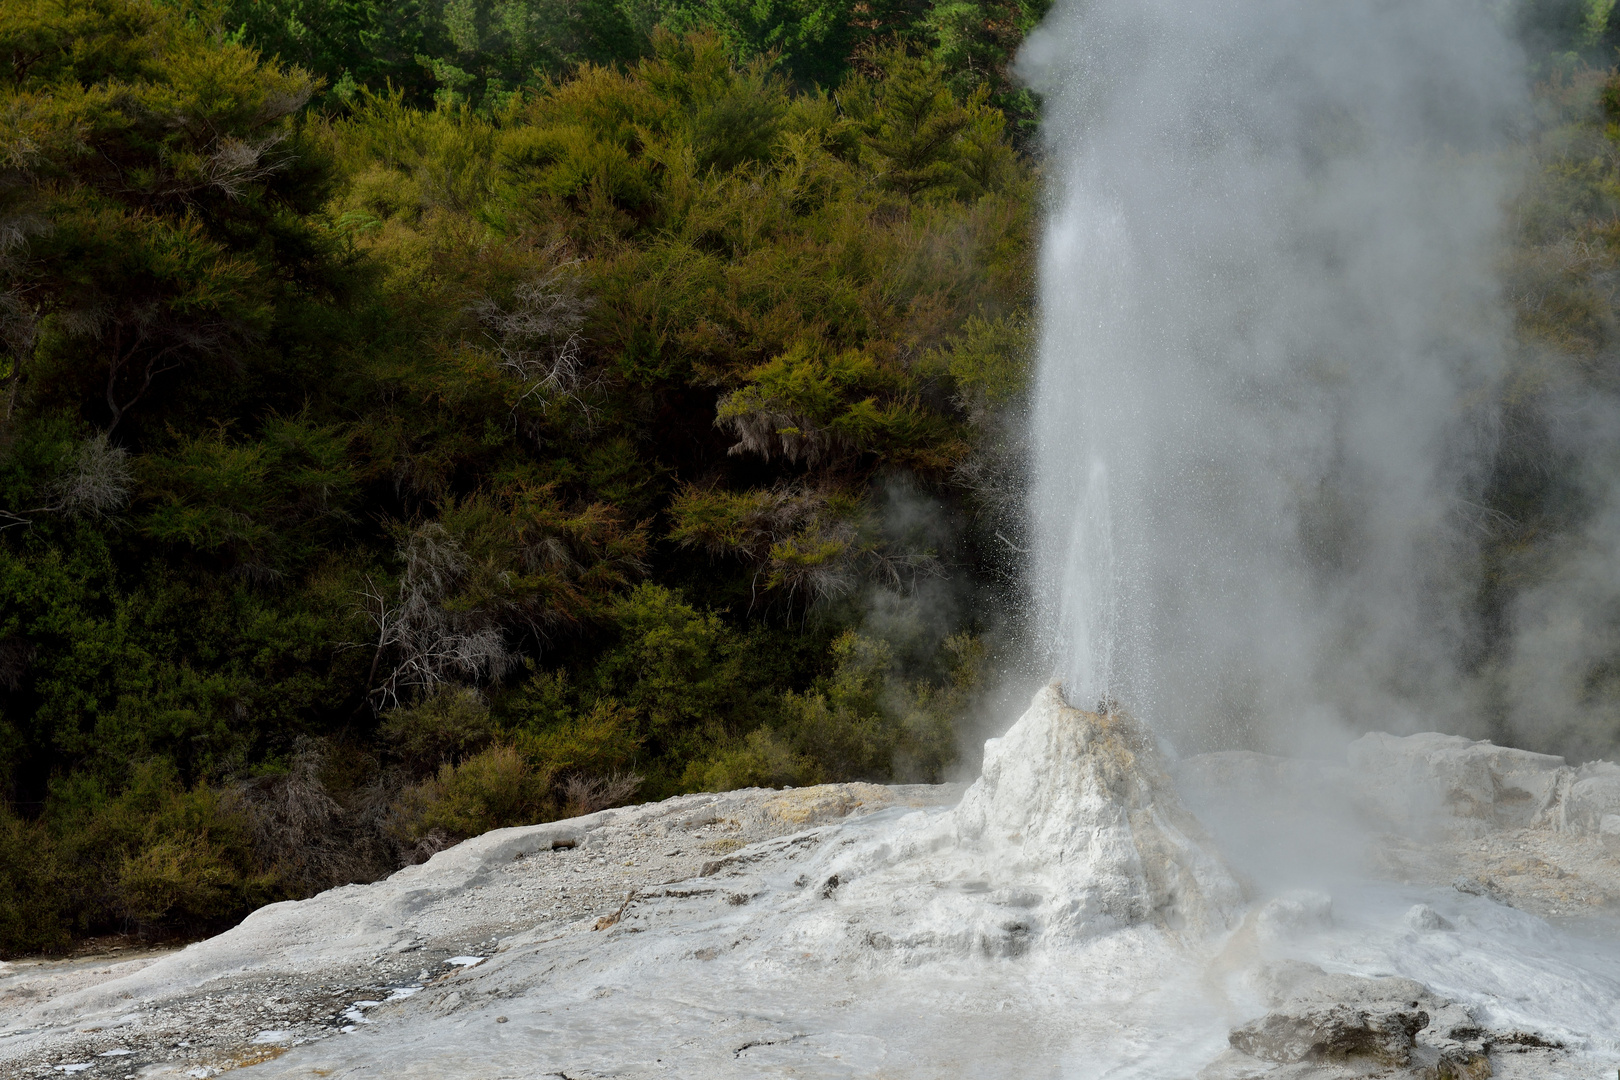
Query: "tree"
1 0 322 439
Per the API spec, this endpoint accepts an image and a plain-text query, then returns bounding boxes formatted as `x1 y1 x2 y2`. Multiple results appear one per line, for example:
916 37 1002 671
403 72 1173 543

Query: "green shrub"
65 763 273 936
380 687 497 776
401 744 554 840
513 697 642 777
114 836 248 927
687 726 818 790
394 695 651 845
0 761 274 954
587 584 757 753
0 810 70 954
693 629 985 790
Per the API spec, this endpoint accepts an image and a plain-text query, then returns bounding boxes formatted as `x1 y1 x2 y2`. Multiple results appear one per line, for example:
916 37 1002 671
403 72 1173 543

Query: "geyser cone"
953 684 1244 939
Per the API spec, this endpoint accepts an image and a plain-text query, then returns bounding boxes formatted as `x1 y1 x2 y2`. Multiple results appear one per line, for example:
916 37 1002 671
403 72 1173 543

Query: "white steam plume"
1020 0 1527 751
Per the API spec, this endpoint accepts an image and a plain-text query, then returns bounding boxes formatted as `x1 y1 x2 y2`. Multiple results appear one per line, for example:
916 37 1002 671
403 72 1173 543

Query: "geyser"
775 684 1245 960
951 685 1243 938
25 680 1616 1078
1021 0 1526 748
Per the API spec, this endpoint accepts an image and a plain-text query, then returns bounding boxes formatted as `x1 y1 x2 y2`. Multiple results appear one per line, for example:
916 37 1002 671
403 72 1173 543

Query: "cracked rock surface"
0 782 953 1079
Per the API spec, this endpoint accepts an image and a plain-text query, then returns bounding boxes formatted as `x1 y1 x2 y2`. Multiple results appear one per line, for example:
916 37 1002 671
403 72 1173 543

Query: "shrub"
70 764 273 937
560 772 643 817
393 689 651 843
222 742 397 896
380 686 497 776
512 696 642 777
0 809 70 954
693 629 984 789
114 836 246 927
0 761 274 953
587 584 754 755
687 726 818 791
400 744 554 841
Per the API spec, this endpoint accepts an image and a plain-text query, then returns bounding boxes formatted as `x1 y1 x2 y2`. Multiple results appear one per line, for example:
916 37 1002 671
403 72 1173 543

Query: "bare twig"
355 523 516 710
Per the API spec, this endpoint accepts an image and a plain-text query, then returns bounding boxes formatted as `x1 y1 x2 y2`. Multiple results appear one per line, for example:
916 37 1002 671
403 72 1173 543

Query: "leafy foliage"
217 0 1047 119
0 760 270 949
1 0 325 441
694 628 983 789
0 4 1028 954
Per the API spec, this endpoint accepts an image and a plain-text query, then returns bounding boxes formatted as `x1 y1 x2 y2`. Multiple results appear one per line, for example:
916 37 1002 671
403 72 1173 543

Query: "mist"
1018 0 1532 755
1499 386 1620 760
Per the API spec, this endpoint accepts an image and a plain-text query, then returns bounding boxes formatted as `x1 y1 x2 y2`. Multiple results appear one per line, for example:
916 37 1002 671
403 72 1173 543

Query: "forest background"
2 0 1619 953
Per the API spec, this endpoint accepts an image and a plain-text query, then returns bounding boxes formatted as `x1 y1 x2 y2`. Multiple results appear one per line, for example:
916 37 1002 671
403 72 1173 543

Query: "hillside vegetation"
6 0 1620 957
0 0 1033 952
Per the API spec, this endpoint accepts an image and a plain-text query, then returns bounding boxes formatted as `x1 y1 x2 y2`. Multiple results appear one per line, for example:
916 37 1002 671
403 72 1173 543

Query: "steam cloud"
1018 0 1531 754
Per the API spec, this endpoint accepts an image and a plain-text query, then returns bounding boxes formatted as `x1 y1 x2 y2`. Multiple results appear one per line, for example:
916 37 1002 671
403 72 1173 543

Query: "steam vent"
951 684 1245 940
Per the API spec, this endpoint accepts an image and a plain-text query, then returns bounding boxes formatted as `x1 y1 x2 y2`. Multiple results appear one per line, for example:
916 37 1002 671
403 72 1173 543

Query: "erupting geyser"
1023 0 1525 745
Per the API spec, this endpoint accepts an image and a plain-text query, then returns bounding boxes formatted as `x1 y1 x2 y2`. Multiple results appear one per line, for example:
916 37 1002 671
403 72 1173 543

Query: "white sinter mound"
952 685 1244 940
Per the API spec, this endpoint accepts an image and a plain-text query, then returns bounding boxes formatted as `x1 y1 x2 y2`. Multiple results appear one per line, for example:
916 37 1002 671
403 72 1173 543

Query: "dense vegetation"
0 0 1034 952
222 0 1051 133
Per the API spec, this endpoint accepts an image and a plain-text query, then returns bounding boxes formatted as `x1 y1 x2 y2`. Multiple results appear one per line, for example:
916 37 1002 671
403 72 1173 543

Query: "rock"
951 684 1244 937
1213 964 1531 1080
1452 875 1506 902
1347 732 1566 835
1254 890 1333 944
1601 814 1620 855
782 685 1247 963
1228 964 1430 1066
1345 730 1620 841
1412 1000 1493 1080
760 784 892 828
1404 904 1452 932
1561 764 1620 833
1215 963 1505 1079
1229 1004 1428 1066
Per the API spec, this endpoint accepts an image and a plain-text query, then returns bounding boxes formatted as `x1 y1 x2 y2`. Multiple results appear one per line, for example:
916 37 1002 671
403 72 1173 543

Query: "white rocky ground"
4 686 1619 1079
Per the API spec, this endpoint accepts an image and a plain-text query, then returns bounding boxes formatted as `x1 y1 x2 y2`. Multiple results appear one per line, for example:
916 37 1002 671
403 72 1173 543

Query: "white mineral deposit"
4 689 1619 1077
